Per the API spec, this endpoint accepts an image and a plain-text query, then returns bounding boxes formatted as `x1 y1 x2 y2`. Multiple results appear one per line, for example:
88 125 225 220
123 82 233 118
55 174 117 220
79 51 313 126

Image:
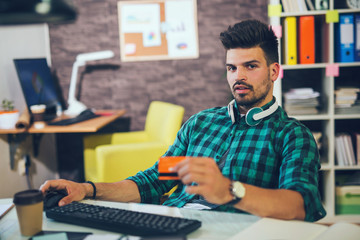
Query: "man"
41 19 326 222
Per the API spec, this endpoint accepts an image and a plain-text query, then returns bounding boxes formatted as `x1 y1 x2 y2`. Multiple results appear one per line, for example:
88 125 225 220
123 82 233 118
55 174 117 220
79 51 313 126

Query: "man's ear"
270 63 280 82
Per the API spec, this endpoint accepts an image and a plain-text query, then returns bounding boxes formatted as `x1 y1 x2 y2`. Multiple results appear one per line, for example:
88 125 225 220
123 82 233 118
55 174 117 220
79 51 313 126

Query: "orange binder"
299 16 315 64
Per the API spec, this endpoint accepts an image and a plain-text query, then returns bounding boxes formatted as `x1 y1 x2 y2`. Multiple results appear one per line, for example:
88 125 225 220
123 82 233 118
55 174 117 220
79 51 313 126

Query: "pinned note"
268 4 282 17
326 10 339 23
125 43 136 55
272 25 282 38
326 64 339 77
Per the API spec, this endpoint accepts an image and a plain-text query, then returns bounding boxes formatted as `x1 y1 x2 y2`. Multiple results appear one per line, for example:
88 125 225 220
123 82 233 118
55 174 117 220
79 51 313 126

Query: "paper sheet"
227 218 327 240
0 204 14 219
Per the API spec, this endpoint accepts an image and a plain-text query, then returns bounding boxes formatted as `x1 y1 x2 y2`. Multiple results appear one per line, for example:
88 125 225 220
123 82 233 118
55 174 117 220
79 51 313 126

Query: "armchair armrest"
90 142 169 182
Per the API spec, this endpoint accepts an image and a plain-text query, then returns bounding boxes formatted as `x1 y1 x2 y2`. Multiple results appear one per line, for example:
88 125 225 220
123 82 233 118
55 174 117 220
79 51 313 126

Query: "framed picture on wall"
117 0 199 62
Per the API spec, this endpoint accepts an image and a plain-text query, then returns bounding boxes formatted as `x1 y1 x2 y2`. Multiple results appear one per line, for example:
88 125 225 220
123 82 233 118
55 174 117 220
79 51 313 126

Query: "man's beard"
232 74 272 109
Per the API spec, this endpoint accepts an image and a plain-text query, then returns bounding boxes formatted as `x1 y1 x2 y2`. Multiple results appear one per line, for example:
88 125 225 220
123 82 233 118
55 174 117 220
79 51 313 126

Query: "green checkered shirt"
128 98 326 222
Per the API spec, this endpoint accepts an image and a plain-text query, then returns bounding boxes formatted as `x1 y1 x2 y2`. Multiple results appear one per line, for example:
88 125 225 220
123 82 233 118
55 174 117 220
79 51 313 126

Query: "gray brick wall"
49 0 268 130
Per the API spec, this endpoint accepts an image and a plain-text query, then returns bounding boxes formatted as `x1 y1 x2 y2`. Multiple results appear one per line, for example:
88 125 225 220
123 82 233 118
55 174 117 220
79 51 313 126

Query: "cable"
25 155 33 189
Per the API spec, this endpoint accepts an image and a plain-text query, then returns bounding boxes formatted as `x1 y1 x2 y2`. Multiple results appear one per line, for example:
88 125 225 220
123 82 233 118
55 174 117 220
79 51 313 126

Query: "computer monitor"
13 58 62 120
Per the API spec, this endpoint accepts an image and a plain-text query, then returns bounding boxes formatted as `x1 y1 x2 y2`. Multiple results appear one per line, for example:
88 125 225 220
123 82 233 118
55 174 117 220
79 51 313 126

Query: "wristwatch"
226 181 246 206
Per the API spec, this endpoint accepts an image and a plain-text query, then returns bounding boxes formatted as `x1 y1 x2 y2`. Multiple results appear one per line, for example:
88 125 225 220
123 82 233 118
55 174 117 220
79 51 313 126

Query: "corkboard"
118 0 199 62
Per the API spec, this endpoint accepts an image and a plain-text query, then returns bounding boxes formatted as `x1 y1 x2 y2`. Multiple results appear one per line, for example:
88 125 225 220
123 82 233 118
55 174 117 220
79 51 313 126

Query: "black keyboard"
48 109 99 126
45 202 201 237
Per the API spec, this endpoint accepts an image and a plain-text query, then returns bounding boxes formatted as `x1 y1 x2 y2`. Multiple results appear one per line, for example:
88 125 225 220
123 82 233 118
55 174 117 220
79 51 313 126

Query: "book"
228 217 360 240
306 0 315 10
353 132 360 165
282 0 290 12
297 0 308 12
283 88 320 115
343 134 356 166
335 133 357 166
335 134 346 166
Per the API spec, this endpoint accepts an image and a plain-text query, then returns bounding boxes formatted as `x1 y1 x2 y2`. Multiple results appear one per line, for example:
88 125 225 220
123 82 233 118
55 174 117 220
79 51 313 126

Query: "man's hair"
219 19 279 65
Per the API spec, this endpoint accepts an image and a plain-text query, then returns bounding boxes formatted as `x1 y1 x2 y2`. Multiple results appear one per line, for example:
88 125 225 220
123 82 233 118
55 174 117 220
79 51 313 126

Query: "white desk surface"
0 198 259 240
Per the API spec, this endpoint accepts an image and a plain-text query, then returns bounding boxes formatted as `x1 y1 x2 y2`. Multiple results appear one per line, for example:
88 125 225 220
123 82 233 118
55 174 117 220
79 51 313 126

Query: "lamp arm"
65 50 114 116
67 61 85 103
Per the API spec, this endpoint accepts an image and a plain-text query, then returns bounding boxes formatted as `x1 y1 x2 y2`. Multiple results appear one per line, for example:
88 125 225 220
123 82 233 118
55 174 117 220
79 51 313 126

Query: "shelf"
337 9 360 14
320 163 332 170
281 10 327 17
281 63 328 69
337 62 360 67
288 114 330 121
280 9 360 18
334 114 360 119
271 0 360 222
334 166 360 170
282 62 360 69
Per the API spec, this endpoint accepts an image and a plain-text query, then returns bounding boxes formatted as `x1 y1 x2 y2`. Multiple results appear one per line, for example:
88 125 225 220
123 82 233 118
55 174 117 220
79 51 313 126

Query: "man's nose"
235 68 246 81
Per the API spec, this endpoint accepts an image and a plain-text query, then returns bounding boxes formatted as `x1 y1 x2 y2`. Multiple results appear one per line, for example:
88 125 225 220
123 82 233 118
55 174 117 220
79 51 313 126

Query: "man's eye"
227 66 235 71
247 64 256 69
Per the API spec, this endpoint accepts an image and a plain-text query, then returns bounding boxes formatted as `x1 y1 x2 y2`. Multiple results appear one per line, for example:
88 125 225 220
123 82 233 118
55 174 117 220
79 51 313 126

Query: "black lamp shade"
0 0 77 25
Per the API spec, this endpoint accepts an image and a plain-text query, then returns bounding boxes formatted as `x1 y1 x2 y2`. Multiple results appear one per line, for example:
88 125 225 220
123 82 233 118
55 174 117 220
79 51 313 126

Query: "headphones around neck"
227 99 279 126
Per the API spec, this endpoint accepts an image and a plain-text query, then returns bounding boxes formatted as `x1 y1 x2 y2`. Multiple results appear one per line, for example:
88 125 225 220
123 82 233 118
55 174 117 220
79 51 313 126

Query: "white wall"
0 24 57 198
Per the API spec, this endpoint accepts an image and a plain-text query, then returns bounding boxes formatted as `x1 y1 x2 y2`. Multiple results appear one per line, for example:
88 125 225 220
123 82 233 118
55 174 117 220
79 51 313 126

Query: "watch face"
232 181 246 198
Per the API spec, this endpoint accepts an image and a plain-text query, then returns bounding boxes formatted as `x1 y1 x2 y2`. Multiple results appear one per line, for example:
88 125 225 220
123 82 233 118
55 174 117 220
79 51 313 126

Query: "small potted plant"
0 99 20 129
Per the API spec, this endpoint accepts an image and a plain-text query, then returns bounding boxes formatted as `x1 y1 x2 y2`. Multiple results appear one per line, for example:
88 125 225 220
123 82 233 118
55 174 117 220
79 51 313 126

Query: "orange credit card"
158 156 186 180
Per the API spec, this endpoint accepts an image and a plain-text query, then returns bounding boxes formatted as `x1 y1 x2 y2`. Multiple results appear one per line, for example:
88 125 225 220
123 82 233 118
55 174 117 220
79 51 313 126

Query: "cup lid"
13 189 43 205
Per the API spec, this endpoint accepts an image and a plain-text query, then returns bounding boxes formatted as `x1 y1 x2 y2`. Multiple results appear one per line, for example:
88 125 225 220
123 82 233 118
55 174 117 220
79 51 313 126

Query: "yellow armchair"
83 101 185 183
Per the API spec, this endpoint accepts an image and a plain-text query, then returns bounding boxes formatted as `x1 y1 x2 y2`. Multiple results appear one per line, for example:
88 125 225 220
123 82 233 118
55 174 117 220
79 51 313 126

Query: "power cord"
25 155 33 189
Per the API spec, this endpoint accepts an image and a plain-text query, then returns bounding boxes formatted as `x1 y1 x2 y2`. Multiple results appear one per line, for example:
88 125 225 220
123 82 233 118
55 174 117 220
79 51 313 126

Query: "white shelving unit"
269 0 360 223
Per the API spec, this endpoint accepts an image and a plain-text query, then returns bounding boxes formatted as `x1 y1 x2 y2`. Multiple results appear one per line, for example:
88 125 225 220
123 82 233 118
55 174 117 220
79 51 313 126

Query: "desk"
0 110 127 181
0 198 259 240
0 110 126 134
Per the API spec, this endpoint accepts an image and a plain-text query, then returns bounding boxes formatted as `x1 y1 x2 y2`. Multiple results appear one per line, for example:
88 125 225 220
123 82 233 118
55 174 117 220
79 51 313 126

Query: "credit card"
158 156 186 180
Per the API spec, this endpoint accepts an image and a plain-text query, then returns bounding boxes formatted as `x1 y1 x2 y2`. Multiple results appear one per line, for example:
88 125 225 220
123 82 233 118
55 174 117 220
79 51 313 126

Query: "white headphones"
227 99 279 126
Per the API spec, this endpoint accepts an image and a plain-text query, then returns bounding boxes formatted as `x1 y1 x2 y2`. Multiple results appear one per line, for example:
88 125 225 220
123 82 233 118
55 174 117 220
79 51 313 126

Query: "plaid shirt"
128 98 326 222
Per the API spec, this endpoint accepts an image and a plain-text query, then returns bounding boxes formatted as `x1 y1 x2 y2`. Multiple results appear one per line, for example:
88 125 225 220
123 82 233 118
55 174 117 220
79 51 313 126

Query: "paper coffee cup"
30 104 46 129
13 189 44 236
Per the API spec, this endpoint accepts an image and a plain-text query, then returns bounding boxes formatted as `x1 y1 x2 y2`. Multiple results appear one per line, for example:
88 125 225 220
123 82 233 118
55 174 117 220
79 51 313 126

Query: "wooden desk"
0 110 127 181
0 110 126 134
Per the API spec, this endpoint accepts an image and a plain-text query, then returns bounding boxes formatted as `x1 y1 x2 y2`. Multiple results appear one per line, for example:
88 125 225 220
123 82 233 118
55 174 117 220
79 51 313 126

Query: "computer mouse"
43 190 68 211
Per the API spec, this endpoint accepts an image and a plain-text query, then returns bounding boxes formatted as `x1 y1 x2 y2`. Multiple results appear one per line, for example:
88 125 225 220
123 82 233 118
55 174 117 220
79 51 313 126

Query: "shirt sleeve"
278 122 327 222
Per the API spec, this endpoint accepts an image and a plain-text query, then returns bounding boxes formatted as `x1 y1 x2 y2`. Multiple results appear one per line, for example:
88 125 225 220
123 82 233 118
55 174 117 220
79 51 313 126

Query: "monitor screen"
13 58 59 112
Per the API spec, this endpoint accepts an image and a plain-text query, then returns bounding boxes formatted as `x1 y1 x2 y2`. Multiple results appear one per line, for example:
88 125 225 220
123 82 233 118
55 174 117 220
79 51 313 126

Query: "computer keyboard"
45 202 202 237
48 109 99 126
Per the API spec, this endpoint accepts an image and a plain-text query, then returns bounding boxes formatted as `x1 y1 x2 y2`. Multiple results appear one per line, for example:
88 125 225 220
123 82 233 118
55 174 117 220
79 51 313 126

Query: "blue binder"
355 14 360 62
336 14 355 63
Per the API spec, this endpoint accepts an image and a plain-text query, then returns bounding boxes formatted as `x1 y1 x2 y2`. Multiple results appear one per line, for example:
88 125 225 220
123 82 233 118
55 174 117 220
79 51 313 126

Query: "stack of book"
283 88 320 115
335 87 360 114
335 132 359 166
281 0 327 12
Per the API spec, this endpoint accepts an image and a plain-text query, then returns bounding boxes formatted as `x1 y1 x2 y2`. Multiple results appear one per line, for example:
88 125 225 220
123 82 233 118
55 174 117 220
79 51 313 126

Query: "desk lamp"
65 50 115 116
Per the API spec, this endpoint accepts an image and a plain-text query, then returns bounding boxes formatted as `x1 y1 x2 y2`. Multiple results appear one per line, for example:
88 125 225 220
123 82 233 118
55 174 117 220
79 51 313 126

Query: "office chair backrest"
145 101 185 145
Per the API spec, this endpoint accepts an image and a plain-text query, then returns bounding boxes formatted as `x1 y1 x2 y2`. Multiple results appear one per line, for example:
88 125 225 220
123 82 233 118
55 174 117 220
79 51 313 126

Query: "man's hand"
40 179 90 206
172 157 233 205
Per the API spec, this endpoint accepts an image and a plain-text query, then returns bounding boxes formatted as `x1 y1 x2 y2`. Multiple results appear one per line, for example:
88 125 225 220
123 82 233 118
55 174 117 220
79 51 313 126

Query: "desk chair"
83 101 185 183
